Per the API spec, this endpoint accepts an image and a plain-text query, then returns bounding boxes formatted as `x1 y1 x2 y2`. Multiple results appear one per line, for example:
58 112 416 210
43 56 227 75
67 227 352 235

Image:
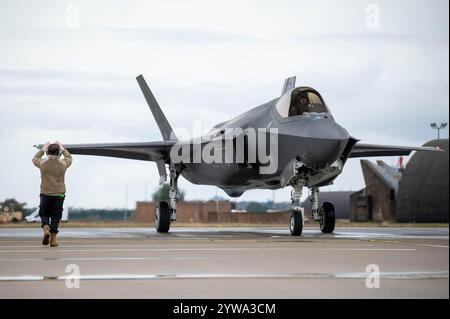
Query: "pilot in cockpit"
290 93 311 116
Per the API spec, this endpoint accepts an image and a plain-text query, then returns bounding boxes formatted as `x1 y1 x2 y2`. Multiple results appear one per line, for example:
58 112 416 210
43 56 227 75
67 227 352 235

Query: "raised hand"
42 142 51 151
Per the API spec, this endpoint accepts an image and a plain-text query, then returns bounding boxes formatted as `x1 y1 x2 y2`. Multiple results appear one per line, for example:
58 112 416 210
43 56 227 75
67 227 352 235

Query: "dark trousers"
39 194 64 234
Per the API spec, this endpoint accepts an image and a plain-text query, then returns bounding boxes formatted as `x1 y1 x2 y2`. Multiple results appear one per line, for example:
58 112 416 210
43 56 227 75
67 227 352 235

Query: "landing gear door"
156 160 167 185
280 159 302 188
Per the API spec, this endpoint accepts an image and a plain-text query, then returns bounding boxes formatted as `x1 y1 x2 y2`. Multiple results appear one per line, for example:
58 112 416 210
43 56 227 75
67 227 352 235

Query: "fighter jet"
47 75 441 236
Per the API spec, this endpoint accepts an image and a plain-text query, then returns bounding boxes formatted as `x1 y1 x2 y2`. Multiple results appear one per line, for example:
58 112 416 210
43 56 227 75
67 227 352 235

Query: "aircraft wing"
349 143 443 158
63 141 176 184
64 141 175 162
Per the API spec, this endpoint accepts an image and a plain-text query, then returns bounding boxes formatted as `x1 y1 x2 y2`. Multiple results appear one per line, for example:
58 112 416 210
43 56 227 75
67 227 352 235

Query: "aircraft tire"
155 201 171 233
320 202 335 233
289 210 303 236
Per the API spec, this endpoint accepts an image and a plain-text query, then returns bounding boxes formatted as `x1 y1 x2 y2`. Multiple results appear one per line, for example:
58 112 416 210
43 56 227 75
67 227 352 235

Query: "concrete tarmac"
0 226 448 298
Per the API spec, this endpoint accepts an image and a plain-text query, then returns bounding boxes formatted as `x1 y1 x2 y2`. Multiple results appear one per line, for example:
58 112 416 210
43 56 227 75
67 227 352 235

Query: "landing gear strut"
155 164 180 233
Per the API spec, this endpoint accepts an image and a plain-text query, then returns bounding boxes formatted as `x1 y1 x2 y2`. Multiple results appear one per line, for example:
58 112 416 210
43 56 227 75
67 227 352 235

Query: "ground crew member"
32 141 72 247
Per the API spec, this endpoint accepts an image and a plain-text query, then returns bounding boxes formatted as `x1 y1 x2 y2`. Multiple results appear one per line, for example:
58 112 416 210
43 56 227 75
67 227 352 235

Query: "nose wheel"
289 177 305 236
289 210 304 236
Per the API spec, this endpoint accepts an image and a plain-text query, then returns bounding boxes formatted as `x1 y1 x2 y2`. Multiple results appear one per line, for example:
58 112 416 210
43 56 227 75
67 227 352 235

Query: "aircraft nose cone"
302 120 350 168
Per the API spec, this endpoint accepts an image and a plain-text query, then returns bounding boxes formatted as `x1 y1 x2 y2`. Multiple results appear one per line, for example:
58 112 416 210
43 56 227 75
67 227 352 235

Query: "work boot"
50 233 58 247
42 225 50 245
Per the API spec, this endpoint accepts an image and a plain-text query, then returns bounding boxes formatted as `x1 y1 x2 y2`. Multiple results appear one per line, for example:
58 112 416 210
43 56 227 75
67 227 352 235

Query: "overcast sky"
0 0 448 209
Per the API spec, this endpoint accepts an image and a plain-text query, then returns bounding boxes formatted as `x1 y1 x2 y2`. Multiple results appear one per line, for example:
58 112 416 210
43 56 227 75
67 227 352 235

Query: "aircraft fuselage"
179 91 352 196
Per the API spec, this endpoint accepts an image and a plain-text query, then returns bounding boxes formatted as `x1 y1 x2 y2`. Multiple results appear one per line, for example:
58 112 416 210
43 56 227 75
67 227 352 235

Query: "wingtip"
423 146 445 152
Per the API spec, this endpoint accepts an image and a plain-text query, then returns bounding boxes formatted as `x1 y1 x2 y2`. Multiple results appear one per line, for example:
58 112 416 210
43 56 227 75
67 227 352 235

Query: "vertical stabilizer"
136 75 177 141
281 76 296 95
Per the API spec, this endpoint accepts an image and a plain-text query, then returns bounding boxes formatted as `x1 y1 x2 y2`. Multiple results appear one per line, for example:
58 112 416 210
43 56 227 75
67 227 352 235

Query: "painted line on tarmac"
0 275 44 281
0 248 417 253
333 234 449 240
370 240 448 249
335 271 449 279
0 244 238 249
0 271 447 282
0 256 208 262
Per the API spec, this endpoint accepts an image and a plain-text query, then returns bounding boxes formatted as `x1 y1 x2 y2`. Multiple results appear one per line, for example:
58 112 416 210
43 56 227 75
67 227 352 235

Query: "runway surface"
0 226 448 298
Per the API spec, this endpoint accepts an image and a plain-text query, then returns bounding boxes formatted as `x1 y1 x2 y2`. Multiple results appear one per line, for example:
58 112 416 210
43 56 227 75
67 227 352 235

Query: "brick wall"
134 201 291 224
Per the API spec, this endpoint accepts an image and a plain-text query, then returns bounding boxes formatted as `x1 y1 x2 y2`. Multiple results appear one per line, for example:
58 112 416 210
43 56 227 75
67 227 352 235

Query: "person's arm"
55 141 72 168
62 148 72 168
32 142 49 168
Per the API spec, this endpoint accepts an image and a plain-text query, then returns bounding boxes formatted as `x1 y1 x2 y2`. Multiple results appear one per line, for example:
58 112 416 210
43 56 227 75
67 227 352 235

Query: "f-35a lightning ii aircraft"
56 75 441 236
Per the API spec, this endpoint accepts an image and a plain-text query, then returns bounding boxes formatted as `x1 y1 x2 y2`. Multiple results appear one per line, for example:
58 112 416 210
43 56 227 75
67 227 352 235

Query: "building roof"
360 160 401 192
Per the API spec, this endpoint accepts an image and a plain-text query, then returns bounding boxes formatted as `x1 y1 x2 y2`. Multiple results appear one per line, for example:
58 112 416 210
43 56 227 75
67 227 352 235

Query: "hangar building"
350 139 448 222
396 139 449 222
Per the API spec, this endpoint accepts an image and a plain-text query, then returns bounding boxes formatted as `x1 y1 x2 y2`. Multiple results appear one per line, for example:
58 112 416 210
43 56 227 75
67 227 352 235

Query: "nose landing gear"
288 182 336 237
289 178 305 236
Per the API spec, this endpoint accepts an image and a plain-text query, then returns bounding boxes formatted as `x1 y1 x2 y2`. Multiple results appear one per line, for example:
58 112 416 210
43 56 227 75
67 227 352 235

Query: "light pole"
430 122 448 140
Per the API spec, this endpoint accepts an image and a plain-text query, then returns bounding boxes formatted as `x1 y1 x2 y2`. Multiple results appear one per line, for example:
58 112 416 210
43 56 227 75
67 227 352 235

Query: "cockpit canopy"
275 87 330 118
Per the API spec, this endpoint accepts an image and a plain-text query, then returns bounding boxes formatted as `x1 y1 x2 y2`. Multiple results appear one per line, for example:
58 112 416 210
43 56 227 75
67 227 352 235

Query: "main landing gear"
289 183 336 237
155 165 180 233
